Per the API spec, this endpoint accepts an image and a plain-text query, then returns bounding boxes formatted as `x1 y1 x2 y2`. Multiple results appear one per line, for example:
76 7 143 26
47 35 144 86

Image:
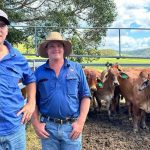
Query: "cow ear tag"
120 73 128 79
97 82 103 88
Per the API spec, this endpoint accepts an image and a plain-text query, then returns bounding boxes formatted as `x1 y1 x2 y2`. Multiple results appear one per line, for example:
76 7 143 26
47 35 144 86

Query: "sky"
17 0 150 53
100 0 150 52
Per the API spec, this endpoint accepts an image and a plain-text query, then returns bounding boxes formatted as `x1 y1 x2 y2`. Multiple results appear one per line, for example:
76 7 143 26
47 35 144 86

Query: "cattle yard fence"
12 26 150 90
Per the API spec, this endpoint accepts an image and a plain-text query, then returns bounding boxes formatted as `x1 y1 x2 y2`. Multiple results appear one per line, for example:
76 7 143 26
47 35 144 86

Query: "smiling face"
0 20 8 45
47 41 64 61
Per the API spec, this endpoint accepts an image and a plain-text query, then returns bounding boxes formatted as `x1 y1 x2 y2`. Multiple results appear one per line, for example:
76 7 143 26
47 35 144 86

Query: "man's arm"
70 97 90 139
17 82 36 124
78 97 91 124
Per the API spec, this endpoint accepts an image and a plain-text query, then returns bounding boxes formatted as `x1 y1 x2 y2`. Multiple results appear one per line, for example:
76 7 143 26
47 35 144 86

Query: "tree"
0 0 117 54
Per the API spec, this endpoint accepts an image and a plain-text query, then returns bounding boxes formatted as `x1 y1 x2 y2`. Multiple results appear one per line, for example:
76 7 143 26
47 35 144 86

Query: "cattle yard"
26 104 150 150
23 59 150 150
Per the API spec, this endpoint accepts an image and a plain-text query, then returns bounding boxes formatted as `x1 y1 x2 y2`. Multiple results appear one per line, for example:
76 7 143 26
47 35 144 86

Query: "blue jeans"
0 125 26 150
41 121 82 150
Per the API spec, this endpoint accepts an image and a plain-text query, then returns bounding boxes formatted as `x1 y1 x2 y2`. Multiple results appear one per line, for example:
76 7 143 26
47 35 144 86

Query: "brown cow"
110 64 147 115
83 68 101 111
138 68 150 91
110 66 150 132
94 67 120 119
84 68 101 91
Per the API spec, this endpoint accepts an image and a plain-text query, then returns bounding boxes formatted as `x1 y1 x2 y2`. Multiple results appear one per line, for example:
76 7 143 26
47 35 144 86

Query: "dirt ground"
27 103 150 150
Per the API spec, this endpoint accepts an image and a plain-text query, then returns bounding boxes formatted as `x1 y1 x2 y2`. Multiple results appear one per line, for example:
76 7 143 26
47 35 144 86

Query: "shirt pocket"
66 76 79 96
6 66 22 78
6 76 20 93
0 66 21 96
6 66 21 88
38 78 55 99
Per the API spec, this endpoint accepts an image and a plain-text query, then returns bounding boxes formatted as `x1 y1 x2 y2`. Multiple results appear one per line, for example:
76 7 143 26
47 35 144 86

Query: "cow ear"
120 72 129 79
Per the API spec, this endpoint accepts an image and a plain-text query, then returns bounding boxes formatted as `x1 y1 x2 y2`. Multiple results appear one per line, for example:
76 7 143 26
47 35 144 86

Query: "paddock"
26 102 150 150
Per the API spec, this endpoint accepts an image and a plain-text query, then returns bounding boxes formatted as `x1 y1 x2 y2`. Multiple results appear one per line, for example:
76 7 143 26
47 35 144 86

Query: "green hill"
122 48 150 56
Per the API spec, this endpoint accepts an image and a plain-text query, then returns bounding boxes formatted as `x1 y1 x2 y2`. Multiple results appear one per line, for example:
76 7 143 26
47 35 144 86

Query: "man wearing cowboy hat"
0 9 36 150
32 32 91 150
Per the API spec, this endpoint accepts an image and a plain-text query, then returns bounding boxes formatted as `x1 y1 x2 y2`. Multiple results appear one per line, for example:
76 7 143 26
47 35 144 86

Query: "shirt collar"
44 58 70 69
44 60 50 69
4 40 16 57
64 59 70 67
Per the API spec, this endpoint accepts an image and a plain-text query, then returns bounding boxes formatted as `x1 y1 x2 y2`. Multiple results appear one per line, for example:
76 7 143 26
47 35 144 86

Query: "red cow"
94 67 120 119
111 66 150 132
84 68 101 91
83 68 101 111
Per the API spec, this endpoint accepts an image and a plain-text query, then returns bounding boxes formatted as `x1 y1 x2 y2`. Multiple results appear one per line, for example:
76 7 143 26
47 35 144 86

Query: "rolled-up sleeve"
21 57 36 85
78 65 91 101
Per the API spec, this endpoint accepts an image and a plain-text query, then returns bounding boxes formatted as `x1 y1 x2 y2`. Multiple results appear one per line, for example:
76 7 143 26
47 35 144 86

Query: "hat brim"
0 16 10 25
38 40 72 58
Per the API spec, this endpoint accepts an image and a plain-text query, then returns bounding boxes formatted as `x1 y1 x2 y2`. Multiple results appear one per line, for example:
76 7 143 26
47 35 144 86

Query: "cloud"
113 0 150 28
101 0 150 51
100 35 150 51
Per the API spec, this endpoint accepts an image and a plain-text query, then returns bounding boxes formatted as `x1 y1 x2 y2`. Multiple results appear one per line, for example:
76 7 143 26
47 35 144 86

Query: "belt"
40 115 77 125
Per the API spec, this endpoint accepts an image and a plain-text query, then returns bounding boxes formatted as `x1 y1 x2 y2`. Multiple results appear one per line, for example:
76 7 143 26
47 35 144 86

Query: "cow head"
111 63 123 72
139 71 150 91
84 68 101 92
101 68 120 87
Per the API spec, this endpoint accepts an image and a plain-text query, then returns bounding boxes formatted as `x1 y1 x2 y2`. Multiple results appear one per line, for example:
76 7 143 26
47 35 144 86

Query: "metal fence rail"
27 59 150 69
11 25 150 59
9 25 150 68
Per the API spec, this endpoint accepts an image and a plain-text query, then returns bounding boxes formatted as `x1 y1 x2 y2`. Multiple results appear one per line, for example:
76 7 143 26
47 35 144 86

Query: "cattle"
83 68 101 111
94 67 120 119
84 68 101 91
138 68 150 91
110 64 147 119
108 65 150 132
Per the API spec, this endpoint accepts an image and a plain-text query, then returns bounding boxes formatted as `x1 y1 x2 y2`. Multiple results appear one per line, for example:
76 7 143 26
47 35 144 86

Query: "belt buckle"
54 118 63 124
60 119 63 125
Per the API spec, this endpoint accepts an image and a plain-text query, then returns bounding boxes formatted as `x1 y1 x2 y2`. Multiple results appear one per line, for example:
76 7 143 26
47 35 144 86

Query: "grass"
25 55 46 60
81 58 150 71
24 56 150 64
24 56 150 71
87 58 150 64
24 55 150 63
26 123 41 150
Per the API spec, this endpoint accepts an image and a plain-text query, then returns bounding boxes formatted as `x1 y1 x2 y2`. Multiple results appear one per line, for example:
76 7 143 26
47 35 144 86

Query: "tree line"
1 0 117 60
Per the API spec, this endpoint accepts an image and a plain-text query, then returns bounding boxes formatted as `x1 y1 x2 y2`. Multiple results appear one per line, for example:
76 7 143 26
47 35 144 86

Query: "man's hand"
70 120 84 140
33 121 50 139
17 102 35 124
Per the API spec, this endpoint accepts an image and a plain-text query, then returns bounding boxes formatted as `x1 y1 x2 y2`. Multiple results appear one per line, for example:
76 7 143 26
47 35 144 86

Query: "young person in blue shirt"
0 10 36 150
32 32 91 150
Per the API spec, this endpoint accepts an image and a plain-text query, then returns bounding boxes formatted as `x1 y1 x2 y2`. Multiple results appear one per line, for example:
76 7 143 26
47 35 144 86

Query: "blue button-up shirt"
0 41 36 135
35 59 91 119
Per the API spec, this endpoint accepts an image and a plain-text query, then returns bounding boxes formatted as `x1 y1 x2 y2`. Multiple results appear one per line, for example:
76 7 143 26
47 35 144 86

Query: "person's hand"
33 121 50 139
70 120 84 140
17 102 35 124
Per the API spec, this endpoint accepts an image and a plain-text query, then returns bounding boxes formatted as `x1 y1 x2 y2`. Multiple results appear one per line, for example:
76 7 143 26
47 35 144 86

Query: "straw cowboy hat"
38 32 72 58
